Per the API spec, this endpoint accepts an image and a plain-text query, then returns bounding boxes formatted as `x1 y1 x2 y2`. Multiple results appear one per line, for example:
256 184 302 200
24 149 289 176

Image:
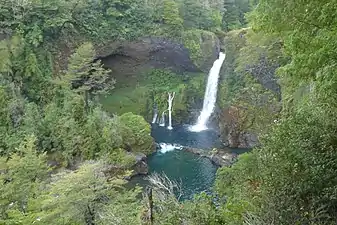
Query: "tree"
119 112 155 155
58 42 115 109
162 0 183 37
181 0 212 30
222 0 251 31
0 135 49 223
39 161 142 225
213 0 337 224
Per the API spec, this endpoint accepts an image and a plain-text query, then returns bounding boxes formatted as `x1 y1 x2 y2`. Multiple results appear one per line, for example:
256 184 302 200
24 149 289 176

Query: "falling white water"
159 111 166 127
167 92 175 130
152 105 158 124
190 52 226 132
158 143 183 153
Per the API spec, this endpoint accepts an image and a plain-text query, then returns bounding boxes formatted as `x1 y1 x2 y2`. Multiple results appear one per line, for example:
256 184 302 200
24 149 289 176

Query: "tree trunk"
147 187 154 225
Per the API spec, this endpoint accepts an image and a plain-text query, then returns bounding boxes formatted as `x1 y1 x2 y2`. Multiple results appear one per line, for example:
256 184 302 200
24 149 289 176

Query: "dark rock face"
219 106 259 148
96 37 201 81
123 153 149 180
221 126 259 149
217 28 281 149
246 57 281 98
238 132 259 149
131 153 149 176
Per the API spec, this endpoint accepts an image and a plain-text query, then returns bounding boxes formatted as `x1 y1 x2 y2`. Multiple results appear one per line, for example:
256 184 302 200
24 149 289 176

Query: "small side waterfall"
167 92 175 130
159 111 166 127
152 104 158 123
190 52 226 132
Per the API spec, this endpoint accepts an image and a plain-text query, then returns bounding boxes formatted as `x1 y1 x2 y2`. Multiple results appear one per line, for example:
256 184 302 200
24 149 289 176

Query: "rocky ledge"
97 152 149 181
182 147 238 167
124 153 149 180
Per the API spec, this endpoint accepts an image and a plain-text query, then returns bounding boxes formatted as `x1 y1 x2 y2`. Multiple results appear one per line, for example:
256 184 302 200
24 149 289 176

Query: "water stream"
152 104 158 124
190 52 226 132
159 111 166 127
167 92 175 130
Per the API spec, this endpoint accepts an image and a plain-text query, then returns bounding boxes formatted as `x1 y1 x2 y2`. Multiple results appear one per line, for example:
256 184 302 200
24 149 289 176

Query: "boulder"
131 153 149 176
125 153 149 180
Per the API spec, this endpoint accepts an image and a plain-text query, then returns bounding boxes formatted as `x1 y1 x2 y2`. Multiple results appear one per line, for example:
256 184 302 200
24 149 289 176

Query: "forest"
0 0 337 224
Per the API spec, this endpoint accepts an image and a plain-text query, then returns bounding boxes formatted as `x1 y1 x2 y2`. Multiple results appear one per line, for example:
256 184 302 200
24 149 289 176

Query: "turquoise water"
148 148 218 200
146 125 220 200
130 124 248 200
151 124 222 149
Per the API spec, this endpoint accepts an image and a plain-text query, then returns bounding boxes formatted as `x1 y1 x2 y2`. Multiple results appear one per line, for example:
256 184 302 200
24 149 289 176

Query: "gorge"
1 0 334 223
128 51 235 199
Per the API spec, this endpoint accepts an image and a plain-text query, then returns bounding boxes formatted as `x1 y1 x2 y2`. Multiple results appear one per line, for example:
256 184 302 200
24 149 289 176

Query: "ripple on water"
147 149 218 200
130 124 231 200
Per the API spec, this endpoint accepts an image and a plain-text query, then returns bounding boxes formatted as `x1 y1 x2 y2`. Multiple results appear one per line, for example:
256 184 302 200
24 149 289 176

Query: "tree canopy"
2 0 336 224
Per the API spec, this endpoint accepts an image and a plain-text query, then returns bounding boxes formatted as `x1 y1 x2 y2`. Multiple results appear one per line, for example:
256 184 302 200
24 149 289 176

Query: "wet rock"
183 146 206 156
182 147 238 167
209 149 238 167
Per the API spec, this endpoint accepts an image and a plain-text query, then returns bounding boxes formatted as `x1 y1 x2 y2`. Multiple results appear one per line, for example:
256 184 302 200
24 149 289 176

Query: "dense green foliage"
0 0 160 222
143 1 337 225
97 0 252 123
3 0 336 224
213 1 337 224
101 69 206 124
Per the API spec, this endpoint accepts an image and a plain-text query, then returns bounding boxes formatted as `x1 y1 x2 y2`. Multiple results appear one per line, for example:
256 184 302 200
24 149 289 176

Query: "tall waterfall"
190 52 226 132
152 104 158 123
167 92 175 130
159 111 166 127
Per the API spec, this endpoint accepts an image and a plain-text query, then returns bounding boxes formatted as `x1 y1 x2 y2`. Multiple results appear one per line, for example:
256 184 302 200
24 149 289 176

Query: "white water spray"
190 52 226 132
158 143 183 153
159 111 166 127
152 105 158 124
167 92 175 130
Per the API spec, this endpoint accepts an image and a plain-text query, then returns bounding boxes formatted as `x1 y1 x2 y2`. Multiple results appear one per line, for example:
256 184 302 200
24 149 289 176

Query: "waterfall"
158 143 183 153
152 104 158 123
167 92 175 130
159 111 166 127
190 52 226 132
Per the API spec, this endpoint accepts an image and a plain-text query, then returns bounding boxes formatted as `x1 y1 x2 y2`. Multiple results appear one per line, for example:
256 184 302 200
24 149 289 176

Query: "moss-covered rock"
100 68 206 125
182 29 220 71
97 34 219 124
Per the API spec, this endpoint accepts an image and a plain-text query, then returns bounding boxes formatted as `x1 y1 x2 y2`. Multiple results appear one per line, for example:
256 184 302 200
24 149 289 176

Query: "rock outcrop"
209 149 238 167
96 37 201 78
218 106 259 148
129 153 149 177
80 153 150 181
216 28 281 148
97 34 220 74
182 146 238 167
